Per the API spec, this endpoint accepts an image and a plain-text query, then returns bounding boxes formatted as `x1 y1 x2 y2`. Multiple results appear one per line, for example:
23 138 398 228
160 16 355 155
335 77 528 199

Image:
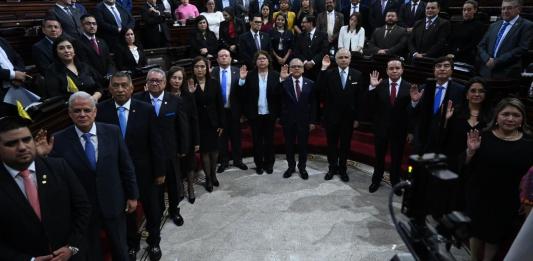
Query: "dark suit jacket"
317 67 362 124
46 5 82 37
293 29 329 65
141 2 171 48
0 37 25 86
398 1 426 28
179 90 201 150
366 24 407 55
96 99 166 187
43 61 103 99
215 0 236 12
408 16 451 58
369 0 400 30
94 2 135 52
341 4 369 32
134 91 190 156
50 123 139 219
0 157 91 261
238 31 272 68
114 44 148 73
32 38 54 73
316 10 344 43
279 76 317 126
242 69 281 120
368 78 412 137
76 34 115 77
212 65 243 119
478 17 533 79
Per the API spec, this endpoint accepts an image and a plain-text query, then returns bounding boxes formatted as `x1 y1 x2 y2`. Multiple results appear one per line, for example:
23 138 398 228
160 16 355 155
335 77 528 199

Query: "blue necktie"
221 70 227 105
82 133 97 170
341 70 347 89
117 106 127 138
433 85 444 114
152 98 160 116
493 21 510 57
110 6 122 28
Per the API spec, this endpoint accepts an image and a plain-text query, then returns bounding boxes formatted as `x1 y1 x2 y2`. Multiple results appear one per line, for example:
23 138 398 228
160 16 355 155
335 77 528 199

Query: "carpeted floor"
140 155 411 261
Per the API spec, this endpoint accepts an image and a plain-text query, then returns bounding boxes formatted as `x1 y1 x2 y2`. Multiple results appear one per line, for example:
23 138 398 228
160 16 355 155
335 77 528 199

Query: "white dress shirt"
326 11 335 37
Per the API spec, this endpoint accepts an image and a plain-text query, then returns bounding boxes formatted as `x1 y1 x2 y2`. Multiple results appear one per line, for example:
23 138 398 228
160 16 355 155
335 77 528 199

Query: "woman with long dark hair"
189 15 219 58
260 3 274 32
337 13 365 54
270 13 294 72
294 0 314 35
114 27 147 75
188 56 225 192
219 7 246 57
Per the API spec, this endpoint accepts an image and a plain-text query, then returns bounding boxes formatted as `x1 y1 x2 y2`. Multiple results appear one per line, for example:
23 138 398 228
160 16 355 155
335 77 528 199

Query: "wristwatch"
68 246 79 256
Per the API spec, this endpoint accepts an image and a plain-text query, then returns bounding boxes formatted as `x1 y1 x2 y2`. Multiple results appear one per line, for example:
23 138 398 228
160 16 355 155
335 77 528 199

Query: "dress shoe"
256 168 264 175
213 178 220 187
299 169 309 180
234 162 248 170
217 164 228 173
339 172 349 182
369 183 380 193
324 171 334 180
265 168 273 174
147 245 162 261
283 168 295 178
170 209 184 226
128 248 137 261
205 185 213 192
188 195 196 204
394 188 403 196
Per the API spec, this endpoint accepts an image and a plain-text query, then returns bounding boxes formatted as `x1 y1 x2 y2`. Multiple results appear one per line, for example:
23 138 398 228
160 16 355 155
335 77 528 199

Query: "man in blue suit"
94 0 135 53
278 59 317 180
38 91 139 261
477 0 532 79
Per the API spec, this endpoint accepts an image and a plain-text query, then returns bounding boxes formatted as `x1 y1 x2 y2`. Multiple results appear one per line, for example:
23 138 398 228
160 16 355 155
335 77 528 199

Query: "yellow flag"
16 100 32 121
67 75 79 93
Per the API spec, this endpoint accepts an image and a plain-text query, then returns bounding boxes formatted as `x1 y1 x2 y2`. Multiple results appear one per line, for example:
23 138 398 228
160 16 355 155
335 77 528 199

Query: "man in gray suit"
477 0 532 79
366 10 407 56
46 0 82 37
316 0 345 48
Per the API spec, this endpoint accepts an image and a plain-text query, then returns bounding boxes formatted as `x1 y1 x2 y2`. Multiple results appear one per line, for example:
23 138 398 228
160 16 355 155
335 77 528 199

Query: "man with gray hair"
317 48 362 182
477 0 532 79
278 58 317 180
37 91 139 260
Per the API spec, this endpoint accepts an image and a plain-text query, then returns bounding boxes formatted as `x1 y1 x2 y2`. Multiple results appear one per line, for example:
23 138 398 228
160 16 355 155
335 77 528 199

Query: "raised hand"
445 100 454 120
280 64 290 80
369 70 382 87
410 84 424 102
35 129 54 156
321 55 331 70
187 78 196 93
466 129 481 154
239 65 248 79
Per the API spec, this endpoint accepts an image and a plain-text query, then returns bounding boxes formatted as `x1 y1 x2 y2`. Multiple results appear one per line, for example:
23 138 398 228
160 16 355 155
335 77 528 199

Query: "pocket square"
351 82 358 85
165 112 176 117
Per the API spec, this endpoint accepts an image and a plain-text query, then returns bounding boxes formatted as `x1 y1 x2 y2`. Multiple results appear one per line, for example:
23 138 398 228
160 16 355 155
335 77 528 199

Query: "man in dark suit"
367 59 413 193
94 0 135 53
46 0 83 37
278 59 317 180
96 72 165 261
0 116 91 261
293 15 329 80
408 0 451 59
318 48 362 182
478 0 533 79
238 14 272 68
77 14 115 78
216 0 236 12
32 17 63 73
141 0 171 49
398 0 426 31
39 91 139 261
369 0 400 33
212 49 248 173
341 0 369 32
134 68 189 227
366 10 407 56
0 37 30 100
316 0 344 48
410 56 465 154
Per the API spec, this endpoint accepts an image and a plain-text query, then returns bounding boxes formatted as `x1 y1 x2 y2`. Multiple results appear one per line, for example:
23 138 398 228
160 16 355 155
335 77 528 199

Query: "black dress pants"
250 114 276 170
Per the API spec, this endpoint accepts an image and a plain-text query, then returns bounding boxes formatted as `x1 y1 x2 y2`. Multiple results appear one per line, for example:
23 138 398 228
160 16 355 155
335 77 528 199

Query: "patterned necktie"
110 6 122 28
390 82 397 105
295 79 301 101
493 21 511 57
254 33 261 50
90 37 100 55
117 106 127 138
152 98 161 116
19 169 41 220
221 70 227 105
411 3 417 15
425 18 432 30
384 27 391 38
82 133 97 170
433 85 444 114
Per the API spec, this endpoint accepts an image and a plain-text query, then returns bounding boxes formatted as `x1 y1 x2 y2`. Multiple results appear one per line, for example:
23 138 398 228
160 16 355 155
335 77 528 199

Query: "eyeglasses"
147 79 163 84
253 20 263 24
70 108 94 114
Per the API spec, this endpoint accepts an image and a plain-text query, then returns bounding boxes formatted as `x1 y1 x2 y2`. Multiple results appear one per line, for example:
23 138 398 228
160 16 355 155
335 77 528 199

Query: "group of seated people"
0 0 532 261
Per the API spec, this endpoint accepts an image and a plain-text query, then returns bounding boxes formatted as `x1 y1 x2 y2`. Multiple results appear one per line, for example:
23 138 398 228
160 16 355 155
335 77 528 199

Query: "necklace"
494 129 521 141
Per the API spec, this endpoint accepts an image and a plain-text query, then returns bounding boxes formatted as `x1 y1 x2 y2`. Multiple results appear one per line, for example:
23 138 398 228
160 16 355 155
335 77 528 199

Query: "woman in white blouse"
337 13 365 54
200 0 224 39
115 27 147 75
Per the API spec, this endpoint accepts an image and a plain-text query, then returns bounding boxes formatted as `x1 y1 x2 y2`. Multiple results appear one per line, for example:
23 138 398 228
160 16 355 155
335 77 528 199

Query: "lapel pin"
42 175 47 179
164 101 167 105
132 109 136 113
42 180 47 184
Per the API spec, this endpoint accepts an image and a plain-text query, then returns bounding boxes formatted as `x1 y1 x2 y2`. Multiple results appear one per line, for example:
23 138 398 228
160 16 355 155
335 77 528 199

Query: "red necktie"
390 82 397 105
295 79 301 101
20 169 41 220
91 37 100 55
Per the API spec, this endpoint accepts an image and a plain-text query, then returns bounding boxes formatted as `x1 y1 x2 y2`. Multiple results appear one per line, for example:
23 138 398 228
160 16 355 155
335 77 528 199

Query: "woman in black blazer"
44 36 103 101
218 7 246 58
189 15 219 58
167 66 201 203
270 12 294 71
114 27 147 76
188 56 225 192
